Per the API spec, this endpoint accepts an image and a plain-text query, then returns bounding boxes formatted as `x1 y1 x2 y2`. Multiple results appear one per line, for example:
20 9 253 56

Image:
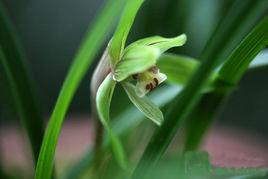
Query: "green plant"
1 0 268 179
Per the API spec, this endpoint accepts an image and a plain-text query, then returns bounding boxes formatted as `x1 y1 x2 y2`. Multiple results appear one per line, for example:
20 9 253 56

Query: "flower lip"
134 66 167 97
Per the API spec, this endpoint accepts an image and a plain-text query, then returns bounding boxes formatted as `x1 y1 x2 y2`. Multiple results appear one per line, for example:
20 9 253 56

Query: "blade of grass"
184 16 268 151
131 2 268 178
218 17 268 84
35 1 126 178
0 2 44 163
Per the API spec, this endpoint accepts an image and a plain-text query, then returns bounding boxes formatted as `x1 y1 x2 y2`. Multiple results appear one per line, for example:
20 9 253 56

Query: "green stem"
90 48 111 173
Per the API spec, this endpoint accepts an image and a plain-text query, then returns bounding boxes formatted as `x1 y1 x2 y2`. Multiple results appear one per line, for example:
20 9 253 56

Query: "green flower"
112 34 186 98
95 0 187 168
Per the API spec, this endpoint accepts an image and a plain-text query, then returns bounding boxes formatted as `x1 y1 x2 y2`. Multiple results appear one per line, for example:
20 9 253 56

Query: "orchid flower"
95 0 187 168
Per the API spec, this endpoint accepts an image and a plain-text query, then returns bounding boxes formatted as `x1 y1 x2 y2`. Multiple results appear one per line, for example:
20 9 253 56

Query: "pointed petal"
122 82 164 126
113 45 160 82
125 34 187 54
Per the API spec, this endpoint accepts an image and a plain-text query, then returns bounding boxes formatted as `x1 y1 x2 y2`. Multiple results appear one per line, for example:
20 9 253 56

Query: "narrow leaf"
125 34 187 54
109 0 144 66
35 0 126 178
96 73 127 168
218 16 268 84
122 82 164 126
114 45 160 81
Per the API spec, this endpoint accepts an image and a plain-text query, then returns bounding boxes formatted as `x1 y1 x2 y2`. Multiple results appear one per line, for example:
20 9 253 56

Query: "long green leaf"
96 73 127 168
109 0 144 66
218 16 268 84
0 3 44 163
132 2 268 178
35 1 126 178
122 82 164 126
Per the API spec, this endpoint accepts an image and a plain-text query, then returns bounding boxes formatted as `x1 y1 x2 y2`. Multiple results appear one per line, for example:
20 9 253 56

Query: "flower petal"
124 34 187 55
113 45 160 82
122 82 164 126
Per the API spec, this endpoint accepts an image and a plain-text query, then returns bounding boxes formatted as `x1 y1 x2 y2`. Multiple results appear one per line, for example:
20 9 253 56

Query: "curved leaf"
218 16 268 84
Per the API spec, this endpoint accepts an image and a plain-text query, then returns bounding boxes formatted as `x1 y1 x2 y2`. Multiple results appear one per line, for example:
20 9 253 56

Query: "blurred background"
1 0 267 134
0 0 268 177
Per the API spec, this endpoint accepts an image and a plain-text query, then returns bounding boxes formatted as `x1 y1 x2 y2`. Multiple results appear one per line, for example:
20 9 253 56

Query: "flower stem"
90 48 111 174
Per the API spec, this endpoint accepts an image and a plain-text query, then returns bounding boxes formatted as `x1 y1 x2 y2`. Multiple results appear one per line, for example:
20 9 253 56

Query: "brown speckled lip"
0 117 268 174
